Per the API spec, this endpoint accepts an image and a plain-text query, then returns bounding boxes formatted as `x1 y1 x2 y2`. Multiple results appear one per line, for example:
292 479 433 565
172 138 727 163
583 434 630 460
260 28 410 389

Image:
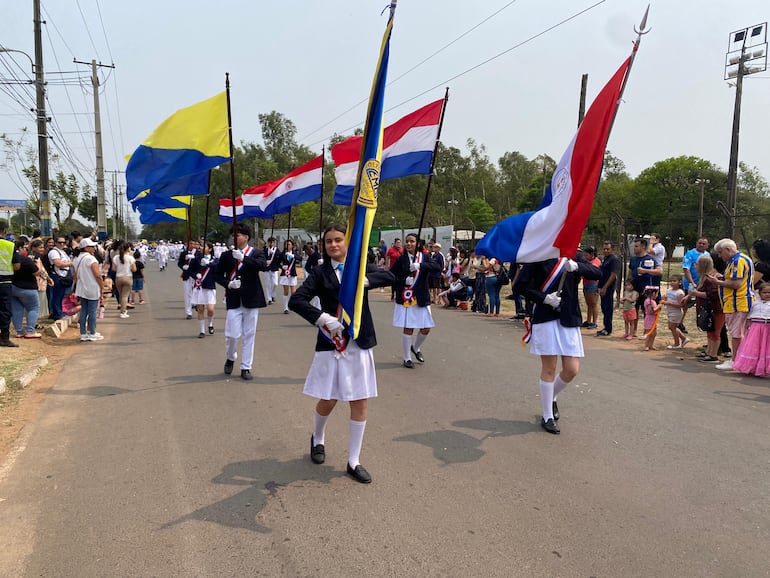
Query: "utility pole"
74 58 115 241
111 171 117 239
723 23 767 239
578 73 588 127
33 0 51 236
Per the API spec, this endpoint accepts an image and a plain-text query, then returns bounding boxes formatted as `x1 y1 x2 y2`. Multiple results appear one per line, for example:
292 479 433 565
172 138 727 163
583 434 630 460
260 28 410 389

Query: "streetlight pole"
724 23 767 239
448 189 458 245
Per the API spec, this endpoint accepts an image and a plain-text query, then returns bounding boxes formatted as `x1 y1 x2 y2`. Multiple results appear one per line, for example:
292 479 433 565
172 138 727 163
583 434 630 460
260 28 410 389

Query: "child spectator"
663 274 689 349
620 279 638 340
643 287 661 351
438 272 466 308
132 249 146 304
732 282 770 376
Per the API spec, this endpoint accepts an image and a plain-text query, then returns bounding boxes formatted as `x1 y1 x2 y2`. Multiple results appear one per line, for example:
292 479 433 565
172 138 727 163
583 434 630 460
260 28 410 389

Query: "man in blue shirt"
682 237 709 291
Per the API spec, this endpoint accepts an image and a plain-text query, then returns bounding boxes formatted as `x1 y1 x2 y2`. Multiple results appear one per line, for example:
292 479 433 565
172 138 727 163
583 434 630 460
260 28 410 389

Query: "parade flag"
137 207 188 224
475 56 632 264
126 92 229 199
338 4 395 340
130 171 210 211
332 98 443 205
216 154 323 222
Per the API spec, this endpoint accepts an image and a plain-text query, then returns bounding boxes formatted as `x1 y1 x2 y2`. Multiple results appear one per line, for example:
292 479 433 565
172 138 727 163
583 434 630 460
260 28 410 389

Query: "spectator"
73 237 104 341
580 246 600 330
629 237 662 335
688 254 725 363
132 249 146 305
11 239 43 338
750 239 770 289
619 279 638 340
712 238 754 371
662 274 688 349
482 255 502 317
29 239 53 323
649 233 666 265
596 241 620 336
438 271 466 308
112 241 137 318
470 251 487 313
47 234 73 321
428 242 445 304
385 238 403 301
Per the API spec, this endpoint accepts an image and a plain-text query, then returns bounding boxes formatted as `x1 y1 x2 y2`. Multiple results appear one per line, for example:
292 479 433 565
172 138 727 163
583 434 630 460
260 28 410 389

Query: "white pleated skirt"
529 319 584 357
303 340 378 401
392 303 435 329
191 288 217 306
279 276 298 286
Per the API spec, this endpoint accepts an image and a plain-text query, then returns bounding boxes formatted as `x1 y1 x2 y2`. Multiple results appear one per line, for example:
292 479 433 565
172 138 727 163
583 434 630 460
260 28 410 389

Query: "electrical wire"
302 0 609 149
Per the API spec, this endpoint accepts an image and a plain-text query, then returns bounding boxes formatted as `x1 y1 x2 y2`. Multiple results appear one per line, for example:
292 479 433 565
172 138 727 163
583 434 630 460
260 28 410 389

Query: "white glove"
317 258 323 265
228 279 241 290
182 264 189 271
231 249 244 261
315 312 343 338
363 276 370 288
543 292 561 309
195 273 202 279
410 262 420 272
564 259 579 273
201 257 210 267
405 276 414 286
185 253 193 261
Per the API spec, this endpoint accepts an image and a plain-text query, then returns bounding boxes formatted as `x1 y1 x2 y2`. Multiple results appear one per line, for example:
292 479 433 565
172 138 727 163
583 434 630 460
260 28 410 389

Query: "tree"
464 198 497 230
497 151 538 216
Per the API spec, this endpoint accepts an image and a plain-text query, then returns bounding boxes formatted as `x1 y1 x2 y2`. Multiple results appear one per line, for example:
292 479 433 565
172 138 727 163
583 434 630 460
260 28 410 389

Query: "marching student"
289 223 394 484
279 239 299 314
215 224 268 380
391 233 442 368
190 241 218 338
516 255 601 434
262 236 281 304
178 239 200 319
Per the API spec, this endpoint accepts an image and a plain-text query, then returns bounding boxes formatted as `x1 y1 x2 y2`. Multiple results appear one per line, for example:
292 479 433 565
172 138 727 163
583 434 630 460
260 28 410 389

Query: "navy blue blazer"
215 247 268 309
516 257 601 327
289 261 395 351
188 255 218 290
177 249 200 280
264 246 282 272
391 251 442 307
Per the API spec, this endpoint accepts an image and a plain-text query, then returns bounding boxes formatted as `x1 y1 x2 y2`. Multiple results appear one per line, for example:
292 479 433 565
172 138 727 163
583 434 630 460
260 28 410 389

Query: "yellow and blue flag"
338 3 396 340
137 207 188 225
126 92 229 199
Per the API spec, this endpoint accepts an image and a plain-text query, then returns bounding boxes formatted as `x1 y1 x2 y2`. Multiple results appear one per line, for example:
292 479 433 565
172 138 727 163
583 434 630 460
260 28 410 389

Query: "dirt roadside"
0 332 79 464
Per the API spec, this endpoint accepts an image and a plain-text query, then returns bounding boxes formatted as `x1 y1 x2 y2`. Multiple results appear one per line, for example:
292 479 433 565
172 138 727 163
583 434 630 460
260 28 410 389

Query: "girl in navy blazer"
390 233 442 368
289 224 394 484
515 254 600 435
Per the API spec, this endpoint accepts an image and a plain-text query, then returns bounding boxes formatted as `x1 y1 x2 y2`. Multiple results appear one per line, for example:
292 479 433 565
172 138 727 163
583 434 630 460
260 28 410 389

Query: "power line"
302 0 609 148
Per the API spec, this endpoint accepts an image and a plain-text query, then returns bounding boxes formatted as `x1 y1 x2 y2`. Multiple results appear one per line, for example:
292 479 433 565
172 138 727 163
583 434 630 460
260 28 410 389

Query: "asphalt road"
0 264 768 577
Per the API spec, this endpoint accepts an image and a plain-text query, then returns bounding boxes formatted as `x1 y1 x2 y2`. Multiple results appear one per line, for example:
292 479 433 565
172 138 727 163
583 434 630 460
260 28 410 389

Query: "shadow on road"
161 457 343 533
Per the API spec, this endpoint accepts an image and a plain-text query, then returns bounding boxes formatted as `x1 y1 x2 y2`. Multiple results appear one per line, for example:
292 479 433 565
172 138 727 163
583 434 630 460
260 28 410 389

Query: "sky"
1 0 769 230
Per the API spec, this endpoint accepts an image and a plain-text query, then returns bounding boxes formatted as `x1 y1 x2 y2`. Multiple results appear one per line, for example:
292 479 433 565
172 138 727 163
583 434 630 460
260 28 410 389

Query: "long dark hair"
405 233 419 256
321 223 346 260
118 241 128 264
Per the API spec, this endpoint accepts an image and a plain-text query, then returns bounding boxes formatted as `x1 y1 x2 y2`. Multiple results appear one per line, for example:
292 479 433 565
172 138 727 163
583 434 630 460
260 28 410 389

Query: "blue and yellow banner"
126 92 229 199
338 4 395 339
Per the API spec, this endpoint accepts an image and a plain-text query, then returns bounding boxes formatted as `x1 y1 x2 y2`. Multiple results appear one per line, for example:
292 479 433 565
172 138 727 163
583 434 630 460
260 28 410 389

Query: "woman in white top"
74 238 105 340
112 241 136 318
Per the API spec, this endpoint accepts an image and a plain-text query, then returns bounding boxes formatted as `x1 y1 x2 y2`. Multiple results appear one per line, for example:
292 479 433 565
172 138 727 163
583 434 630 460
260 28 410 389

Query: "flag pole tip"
635 5 651 35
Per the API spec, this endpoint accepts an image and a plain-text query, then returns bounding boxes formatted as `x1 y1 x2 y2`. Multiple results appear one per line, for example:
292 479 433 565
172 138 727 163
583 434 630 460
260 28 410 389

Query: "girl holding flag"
391 233 443 368
289 224 394 484
190 241 218 338
515 255 600 434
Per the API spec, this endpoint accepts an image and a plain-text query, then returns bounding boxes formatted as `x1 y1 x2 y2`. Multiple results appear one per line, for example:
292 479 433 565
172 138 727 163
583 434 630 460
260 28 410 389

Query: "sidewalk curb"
4 357 49 392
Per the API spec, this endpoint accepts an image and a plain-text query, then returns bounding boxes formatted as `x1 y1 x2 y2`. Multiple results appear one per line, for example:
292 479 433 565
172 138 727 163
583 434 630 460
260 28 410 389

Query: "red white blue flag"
332 98 442 205
476 56 632 264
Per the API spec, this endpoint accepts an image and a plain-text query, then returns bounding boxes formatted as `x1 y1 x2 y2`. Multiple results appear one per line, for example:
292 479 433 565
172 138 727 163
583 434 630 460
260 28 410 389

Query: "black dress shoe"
552 401 560 421
198 332 205 339
346 463 372 484
541 417 560 434
208 326 214 334
224 359 234 375
403 360 414 369
185 314 192 320
0 339 19 348
410 345 425 363
241 369 253 380
310 435 325 464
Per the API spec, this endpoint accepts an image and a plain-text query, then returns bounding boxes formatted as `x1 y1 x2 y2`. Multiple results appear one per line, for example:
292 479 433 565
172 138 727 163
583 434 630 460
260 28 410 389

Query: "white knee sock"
208 315 214 328
283 295 289 311
413 331 427 351
539 379 555 420
553 375 569 399
199 319 205 333
313 411 330 446
402 334 412 361
348 419 366 468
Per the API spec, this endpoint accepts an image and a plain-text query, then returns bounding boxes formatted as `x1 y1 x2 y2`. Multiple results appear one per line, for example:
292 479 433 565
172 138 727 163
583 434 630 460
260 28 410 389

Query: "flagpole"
225 72 238 243
319 145 325 236
609 5 650 136
416 86 450 243
287 207 292 242
185 202 192 244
